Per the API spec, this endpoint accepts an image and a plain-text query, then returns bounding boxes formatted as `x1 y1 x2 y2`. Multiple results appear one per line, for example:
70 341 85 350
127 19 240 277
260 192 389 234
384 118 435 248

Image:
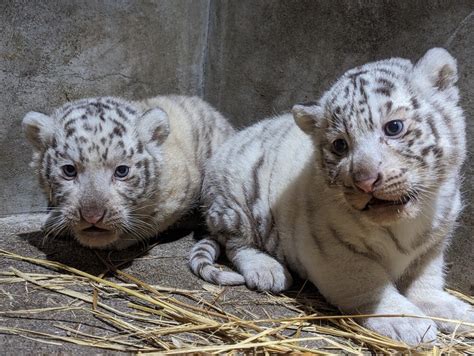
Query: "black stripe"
329 226 376 261
375 87 391 96
192 251 212 260
426 116 440 142
385 228 408 255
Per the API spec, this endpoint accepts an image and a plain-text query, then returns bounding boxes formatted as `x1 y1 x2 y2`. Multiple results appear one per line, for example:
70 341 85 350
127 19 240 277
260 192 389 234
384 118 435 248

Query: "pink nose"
354 174 382 193
81 208 106 224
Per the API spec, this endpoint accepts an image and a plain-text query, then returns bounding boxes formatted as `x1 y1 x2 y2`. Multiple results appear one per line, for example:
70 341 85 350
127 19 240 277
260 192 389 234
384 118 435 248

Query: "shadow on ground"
19 226 200 276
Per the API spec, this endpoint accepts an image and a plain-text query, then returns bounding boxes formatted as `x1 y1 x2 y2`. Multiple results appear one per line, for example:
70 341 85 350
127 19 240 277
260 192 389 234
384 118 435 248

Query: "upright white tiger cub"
23 95 234 249
190 48 472 344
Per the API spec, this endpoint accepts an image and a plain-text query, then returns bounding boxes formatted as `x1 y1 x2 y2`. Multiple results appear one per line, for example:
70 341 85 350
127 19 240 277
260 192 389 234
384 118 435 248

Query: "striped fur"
23 95 234 249
189 48 472 345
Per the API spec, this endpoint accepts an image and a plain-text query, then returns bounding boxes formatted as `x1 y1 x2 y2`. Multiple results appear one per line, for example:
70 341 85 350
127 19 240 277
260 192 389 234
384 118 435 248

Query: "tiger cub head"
293 48 465 225
23 97 170 248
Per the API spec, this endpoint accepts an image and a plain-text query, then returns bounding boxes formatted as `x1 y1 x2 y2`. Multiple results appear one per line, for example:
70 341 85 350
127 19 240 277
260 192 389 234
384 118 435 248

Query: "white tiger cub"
190 48 473 344
23 95 234 249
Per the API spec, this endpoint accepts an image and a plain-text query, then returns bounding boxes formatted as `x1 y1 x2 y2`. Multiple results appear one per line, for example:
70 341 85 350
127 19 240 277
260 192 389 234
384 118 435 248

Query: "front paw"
357 299 437 345
241 255 293 293
409 291 474 333
363 315 437 345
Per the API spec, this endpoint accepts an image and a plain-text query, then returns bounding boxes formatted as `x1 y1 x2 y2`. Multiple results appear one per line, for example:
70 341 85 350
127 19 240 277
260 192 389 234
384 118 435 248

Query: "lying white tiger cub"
190 48 472 344
23 96 233 249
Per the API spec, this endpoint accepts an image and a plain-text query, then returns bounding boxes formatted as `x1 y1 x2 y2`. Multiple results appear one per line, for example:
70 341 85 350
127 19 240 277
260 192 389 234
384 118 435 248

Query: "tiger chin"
189 48 473 345
23 95 234 249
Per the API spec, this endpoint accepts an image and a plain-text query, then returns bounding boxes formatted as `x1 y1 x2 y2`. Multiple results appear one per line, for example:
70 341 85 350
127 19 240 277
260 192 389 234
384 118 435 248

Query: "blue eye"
384 120 404 136
332 139 348 155
62 164 77 178
114 165 130 178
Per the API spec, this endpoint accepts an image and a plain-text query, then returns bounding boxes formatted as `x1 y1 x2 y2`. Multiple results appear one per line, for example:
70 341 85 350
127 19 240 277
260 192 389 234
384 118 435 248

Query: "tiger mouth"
362 195 412 211
82 226 111 233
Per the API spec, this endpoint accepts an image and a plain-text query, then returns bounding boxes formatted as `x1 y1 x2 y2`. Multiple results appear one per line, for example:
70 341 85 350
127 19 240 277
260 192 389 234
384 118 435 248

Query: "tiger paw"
363 314 438 345
240 254 293 293
409 290 474 333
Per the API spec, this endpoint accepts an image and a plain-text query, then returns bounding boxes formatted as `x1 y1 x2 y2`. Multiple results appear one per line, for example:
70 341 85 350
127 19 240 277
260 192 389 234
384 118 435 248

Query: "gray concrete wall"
1 1 472 290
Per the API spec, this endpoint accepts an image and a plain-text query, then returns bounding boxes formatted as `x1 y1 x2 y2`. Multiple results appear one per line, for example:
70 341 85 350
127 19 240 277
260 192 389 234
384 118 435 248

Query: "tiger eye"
62 164 77 179
384 120 404 136
332 139 348 155
114 165 130 178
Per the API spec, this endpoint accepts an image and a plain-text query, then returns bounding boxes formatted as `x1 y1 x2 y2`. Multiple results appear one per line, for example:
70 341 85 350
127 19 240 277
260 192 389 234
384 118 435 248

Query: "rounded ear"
22 112 55 151
413 48 458 91
292 102 324 134
136 107 170 145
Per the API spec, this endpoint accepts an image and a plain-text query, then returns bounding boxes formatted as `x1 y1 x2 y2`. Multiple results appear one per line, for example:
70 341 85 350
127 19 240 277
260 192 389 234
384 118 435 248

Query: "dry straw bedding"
0 247 472 354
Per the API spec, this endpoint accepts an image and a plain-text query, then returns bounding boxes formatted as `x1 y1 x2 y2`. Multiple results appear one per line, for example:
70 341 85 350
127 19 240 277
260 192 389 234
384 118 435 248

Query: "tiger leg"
207 189 293 293
225 242 293 293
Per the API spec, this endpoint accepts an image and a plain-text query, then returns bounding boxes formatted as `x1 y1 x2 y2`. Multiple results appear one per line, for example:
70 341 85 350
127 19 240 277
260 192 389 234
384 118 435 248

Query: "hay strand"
1 248 472 354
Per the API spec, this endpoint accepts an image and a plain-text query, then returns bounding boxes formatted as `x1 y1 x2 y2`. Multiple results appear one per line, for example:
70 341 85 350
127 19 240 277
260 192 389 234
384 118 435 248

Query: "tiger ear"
136 107 170 145
22 112 55 151
292 102 324 134
413 48 458 91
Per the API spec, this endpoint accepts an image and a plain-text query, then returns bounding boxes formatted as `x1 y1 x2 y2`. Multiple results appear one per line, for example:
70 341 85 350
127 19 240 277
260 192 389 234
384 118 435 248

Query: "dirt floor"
0 213 472 354
0 213 328 354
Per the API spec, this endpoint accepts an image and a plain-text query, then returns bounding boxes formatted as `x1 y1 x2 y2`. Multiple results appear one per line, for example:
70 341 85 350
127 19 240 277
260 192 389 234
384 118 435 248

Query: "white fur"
23 95 234 249
191 48 472 345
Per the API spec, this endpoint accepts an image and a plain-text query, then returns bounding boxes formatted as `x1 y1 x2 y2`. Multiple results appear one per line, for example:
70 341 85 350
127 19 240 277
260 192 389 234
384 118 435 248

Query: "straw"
0 248 472 354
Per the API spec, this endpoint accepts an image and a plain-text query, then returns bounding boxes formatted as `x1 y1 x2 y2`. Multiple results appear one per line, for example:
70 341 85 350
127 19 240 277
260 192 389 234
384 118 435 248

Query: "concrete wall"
1 1 472 290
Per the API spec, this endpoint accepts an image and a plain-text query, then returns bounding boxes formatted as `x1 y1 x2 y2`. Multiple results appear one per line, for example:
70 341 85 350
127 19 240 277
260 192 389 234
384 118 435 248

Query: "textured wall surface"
0 1 472 291
204 1 473 127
